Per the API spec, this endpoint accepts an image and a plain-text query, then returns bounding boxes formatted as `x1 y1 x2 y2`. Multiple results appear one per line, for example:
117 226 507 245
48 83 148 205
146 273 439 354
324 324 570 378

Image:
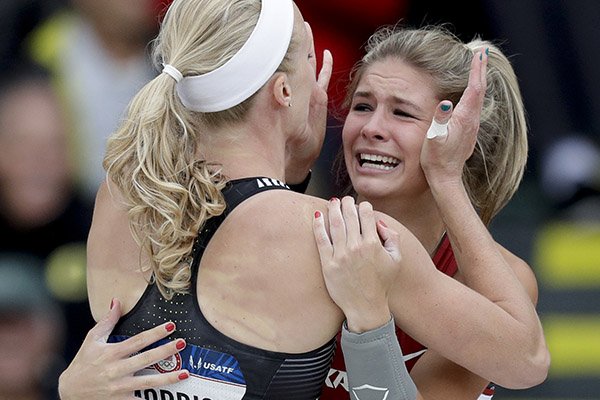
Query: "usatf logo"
154 353 182 373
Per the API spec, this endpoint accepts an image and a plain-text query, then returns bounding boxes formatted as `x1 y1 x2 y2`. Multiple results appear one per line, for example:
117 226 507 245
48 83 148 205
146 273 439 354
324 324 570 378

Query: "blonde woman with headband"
58 0 548 398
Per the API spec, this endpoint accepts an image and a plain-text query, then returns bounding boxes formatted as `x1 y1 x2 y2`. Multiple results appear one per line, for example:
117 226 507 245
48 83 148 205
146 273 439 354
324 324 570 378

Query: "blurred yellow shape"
534 222 600 288
543 314 600 376
45 242 88 302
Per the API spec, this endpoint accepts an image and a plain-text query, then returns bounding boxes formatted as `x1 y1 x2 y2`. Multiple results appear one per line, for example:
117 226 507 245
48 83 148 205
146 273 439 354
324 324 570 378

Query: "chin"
351 176 396 201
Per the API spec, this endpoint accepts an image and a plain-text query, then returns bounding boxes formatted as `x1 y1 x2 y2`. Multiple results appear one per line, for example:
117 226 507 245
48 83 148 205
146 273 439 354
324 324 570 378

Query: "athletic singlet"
109 177 336 400
320 234 496 400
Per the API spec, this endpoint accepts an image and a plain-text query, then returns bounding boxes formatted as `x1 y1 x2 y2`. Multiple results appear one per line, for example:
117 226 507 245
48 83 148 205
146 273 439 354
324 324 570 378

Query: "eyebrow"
353 91 423 113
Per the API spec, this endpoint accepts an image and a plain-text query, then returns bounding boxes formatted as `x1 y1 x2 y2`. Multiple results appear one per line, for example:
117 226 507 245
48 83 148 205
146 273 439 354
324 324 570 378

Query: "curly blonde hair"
103 0 299 298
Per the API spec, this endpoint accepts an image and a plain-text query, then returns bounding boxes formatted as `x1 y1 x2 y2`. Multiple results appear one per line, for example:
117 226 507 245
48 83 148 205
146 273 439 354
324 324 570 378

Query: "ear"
272 72 292 108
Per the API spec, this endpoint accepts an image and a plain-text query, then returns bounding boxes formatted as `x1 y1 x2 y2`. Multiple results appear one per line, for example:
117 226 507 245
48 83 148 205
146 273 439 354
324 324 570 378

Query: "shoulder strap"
223 177 290 211
189 177 291 278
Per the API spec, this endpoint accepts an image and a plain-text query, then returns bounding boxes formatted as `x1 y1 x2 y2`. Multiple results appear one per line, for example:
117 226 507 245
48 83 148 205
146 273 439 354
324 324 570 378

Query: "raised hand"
420 48 488 187
58 299 189 400
285 22 333 185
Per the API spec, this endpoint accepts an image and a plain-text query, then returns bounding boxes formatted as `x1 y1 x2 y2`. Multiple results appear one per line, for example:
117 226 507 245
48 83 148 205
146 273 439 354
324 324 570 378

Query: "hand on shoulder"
313 196 402 333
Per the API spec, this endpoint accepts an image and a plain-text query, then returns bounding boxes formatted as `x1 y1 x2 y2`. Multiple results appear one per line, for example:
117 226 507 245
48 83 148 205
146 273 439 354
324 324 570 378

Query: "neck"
200 109 287 182
359 190 446 256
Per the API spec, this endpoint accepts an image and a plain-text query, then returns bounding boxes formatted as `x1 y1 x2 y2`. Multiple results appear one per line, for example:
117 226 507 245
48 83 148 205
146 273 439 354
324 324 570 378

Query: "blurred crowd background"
0 0 597 398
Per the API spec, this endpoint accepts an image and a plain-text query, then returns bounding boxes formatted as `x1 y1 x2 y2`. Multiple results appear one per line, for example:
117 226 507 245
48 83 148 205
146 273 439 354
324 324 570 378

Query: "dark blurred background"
0 0 597 398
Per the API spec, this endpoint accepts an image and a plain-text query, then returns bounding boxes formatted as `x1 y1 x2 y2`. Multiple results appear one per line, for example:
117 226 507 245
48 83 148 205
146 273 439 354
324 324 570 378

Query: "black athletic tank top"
108 177 336 400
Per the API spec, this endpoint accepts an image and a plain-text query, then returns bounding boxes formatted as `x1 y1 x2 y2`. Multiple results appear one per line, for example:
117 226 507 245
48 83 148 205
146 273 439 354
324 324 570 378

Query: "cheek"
416 134 427 155
341 116 361 143
397 127 427 156
341 124 357 158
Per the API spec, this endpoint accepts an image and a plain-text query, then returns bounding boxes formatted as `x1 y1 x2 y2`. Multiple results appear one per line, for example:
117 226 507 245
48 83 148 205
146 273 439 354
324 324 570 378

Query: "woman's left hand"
420 48 488 188
313 197 402 333
285 23 332 185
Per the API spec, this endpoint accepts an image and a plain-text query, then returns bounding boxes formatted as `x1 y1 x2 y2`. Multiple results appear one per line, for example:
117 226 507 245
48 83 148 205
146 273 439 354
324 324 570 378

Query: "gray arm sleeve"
341 317 418 400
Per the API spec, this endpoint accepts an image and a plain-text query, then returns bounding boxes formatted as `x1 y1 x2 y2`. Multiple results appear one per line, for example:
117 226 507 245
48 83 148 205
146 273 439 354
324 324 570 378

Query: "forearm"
431 180 548 385
432 182 521 300
342 317 417 400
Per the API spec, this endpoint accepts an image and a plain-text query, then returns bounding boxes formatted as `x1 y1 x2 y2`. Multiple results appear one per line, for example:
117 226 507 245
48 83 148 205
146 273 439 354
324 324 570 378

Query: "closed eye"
393 109 414 118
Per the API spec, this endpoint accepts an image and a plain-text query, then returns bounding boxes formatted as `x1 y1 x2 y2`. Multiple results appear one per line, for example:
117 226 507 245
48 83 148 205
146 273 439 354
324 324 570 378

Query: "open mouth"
358 153 401 171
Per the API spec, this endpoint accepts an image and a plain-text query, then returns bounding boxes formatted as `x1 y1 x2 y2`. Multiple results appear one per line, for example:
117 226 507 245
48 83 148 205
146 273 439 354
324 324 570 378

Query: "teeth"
362 162 396 170
359 153 400 165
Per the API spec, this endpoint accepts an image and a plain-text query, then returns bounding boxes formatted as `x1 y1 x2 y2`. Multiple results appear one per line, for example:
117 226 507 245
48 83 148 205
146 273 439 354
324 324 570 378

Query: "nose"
360 110 389 141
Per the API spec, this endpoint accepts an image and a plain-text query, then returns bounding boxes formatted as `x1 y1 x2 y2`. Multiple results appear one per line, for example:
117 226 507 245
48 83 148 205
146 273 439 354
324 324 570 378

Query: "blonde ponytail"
104 73 226 298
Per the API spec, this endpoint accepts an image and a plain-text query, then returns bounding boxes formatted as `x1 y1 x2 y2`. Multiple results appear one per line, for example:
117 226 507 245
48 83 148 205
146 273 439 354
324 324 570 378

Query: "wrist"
345 307 392 334
429 177 468 201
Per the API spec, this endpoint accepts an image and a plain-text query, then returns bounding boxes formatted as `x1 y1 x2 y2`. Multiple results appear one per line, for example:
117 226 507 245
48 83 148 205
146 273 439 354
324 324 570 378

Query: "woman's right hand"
420 48 488 189
58 299 189 400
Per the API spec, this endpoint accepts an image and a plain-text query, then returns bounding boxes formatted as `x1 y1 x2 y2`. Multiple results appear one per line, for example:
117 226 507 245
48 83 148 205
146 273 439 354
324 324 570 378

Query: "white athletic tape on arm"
426 119 449 139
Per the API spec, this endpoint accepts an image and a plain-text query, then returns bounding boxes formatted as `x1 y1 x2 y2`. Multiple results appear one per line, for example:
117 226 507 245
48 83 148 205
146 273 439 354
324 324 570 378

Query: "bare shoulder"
497 244 539 304
210 188 331 288
226 189 328 249
87 179 149 321
199 189 342 349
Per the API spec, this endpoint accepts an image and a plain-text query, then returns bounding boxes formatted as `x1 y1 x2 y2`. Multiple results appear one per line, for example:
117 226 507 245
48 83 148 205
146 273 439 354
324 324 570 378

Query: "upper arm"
86 179 149 321
410 350 489 400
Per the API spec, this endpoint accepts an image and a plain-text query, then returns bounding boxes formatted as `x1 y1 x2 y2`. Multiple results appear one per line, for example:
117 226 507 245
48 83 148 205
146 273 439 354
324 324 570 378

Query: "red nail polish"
178 372 189 380
176 340 186 350
314 211 321 218
165 322 175 333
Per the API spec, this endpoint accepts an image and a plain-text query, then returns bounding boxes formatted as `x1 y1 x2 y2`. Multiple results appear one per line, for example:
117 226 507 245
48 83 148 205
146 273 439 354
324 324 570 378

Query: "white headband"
174 0 295 113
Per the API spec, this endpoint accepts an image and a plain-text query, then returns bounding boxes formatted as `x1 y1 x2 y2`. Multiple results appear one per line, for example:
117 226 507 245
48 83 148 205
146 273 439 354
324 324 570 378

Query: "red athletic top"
320 234 496 399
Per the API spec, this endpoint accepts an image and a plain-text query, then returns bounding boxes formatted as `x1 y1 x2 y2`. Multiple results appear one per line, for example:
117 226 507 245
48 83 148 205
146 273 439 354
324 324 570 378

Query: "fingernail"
178 371 189 380
165 322 175 333
110 298 115 310
176 340 186 350
480 52 483 61
440 104 451 112
329 197 338 202
485 47 489 56
379 220 388 228
314 210 321 218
